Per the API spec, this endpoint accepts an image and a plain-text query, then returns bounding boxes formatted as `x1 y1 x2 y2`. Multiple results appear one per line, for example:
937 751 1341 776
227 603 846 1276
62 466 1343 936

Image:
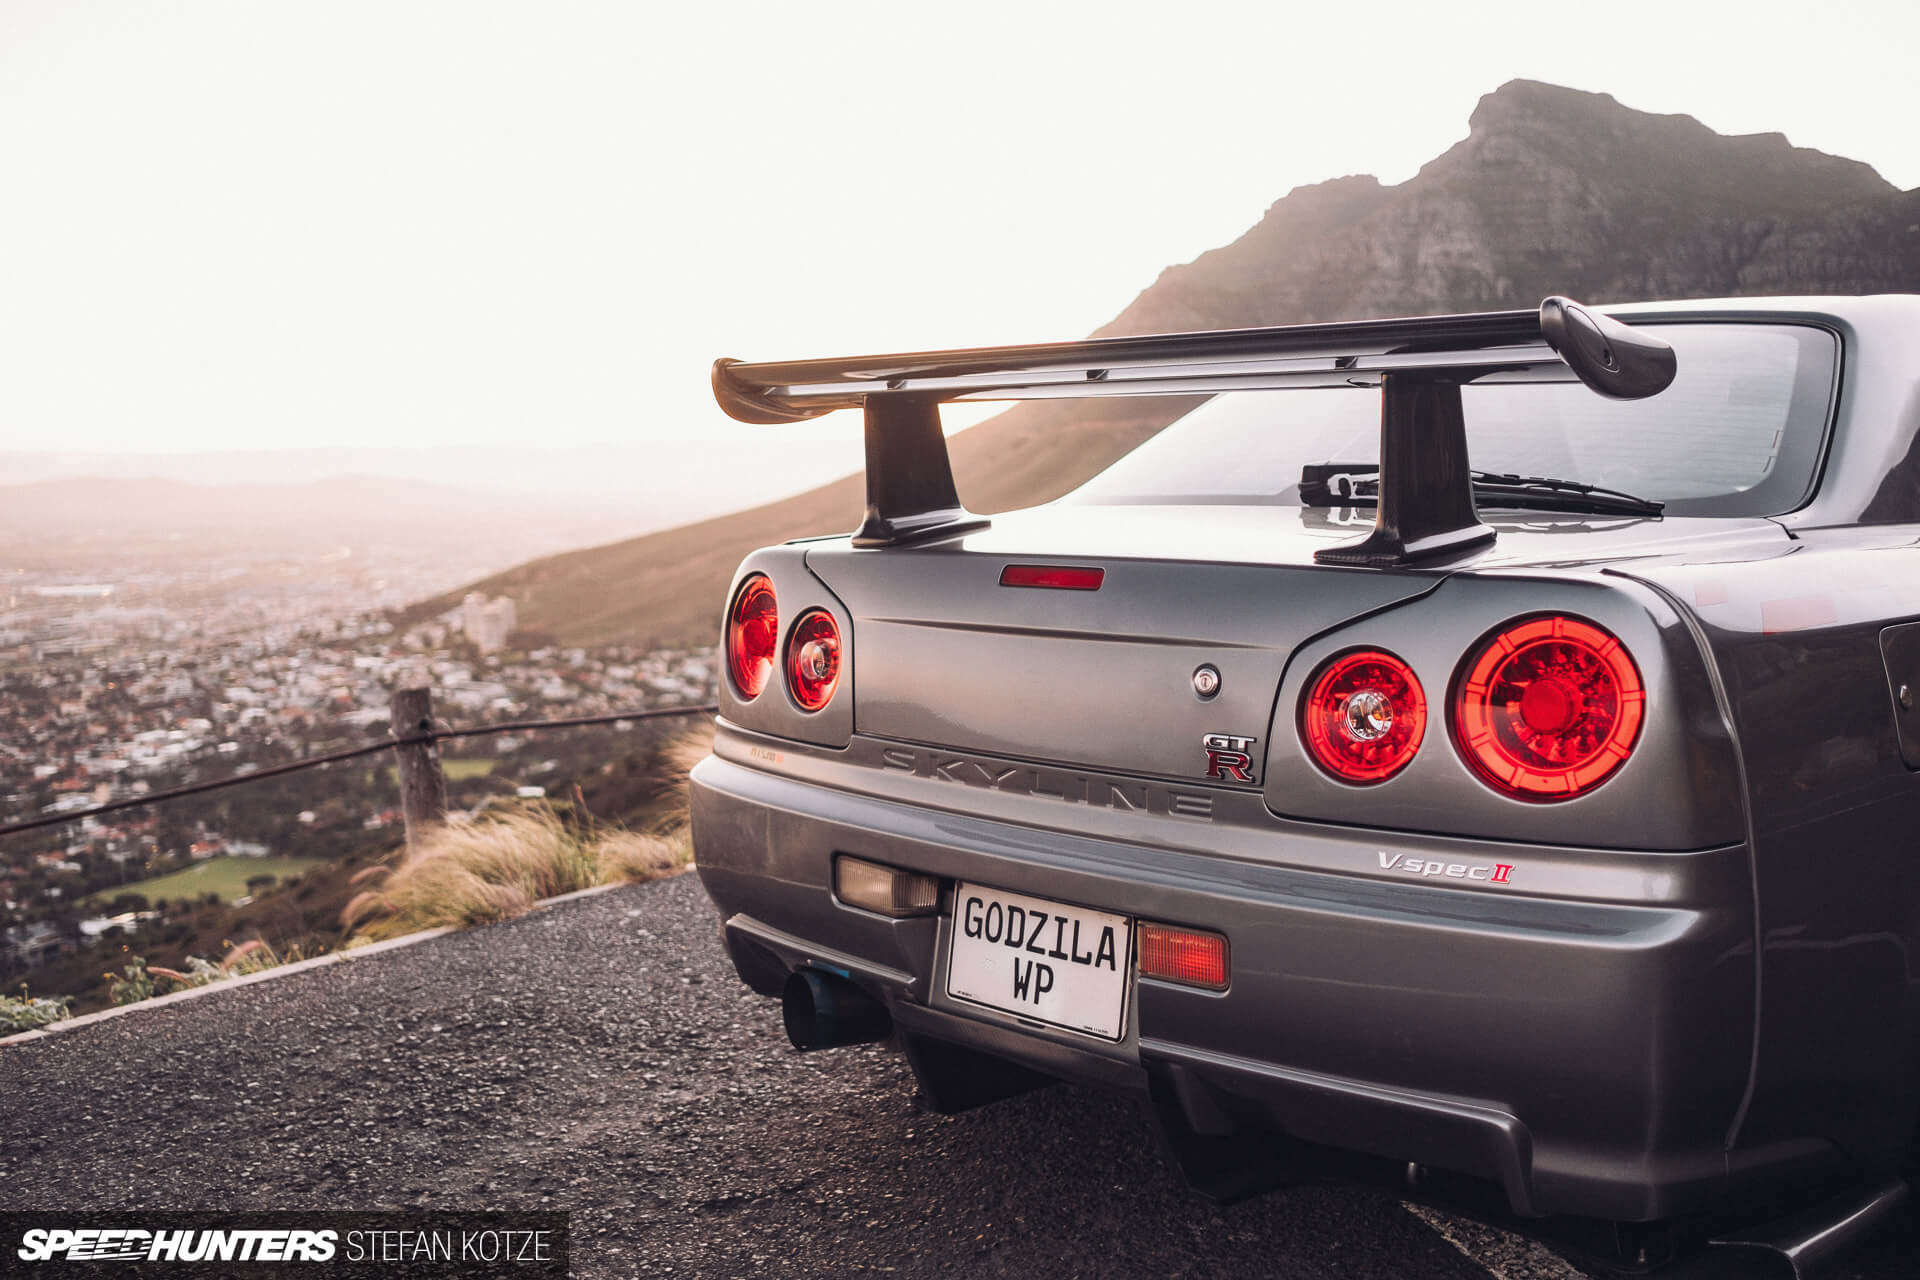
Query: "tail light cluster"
786 610 841 711
726 575 780 699
726 574 844 712
1299 650 1426 783
1298 614 1644 802
1454 615 1643 798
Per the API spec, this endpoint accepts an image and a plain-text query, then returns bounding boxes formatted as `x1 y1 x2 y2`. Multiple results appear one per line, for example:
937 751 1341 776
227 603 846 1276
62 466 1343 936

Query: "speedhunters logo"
17 1229 338 1263
2 1213 567 1275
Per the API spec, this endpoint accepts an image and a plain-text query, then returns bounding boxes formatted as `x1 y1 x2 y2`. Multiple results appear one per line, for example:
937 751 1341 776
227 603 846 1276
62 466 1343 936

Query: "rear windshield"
1070 322 1837 517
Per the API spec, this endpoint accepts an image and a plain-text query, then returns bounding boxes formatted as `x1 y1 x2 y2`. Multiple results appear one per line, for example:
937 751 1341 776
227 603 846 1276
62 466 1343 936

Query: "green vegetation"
87 856 326 907
106 955 158 1005
108 940 307 1007
1 990 71 1034
385 757 494 786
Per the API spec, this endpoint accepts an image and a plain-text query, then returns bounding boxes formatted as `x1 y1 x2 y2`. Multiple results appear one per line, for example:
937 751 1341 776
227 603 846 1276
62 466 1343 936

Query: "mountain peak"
1469 78 1631 131
1451 78 1892 206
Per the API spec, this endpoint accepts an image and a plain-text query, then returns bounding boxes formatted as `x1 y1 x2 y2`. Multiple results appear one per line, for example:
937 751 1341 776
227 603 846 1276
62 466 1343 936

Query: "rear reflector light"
1453 614 1644 800
834 855 939 917
1138 922 1229 990
1299 649 1427 784
726 574 778 700
785 608 842 711
999 564 1105 590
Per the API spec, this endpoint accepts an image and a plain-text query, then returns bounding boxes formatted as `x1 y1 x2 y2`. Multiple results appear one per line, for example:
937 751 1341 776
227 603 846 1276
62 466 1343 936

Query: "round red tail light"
1453 615 1644 800
786 609 841 712
726 574 778 699
1300 649 1427 784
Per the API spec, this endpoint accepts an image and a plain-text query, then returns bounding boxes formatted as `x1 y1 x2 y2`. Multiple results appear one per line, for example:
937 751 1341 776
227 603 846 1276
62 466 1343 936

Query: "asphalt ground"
3 876 1913 1279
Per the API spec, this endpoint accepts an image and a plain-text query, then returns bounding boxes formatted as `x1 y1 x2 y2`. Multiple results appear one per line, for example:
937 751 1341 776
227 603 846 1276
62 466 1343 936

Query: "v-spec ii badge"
1379 851 1513 884
1203 733 1258 785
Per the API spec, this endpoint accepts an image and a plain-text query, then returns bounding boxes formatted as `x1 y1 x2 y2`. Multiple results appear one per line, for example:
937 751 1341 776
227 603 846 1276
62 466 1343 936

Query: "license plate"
945 883 1131 1041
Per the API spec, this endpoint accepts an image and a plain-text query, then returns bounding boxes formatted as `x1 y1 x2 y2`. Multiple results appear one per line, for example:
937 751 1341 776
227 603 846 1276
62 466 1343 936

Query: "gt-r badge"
1202 733 1258 784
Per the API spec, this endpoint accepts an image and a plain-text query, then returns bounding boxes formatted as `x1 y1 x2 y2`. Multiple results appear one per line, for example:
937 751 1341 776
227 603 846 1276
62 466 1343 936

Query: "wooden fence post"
389 686 447 849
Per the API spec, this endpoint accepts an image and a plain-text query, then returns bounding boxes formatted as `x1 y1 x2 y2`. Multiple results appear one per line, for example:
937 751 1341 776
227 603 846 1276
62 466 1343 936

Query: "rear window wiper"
1470 470 1665 515
1300 464 1664 517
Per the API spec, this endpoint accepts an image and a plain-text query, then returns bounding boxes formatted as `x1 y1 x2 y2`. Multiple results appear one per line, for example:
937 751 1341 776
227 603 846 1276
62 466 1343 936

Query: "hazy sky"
3 1 1916 505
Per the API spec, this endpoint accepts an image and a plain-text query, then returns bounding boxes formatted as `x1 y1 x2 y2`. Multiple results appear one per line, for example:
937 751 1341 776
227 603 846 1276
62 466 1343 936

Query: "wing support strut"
851 394 988 548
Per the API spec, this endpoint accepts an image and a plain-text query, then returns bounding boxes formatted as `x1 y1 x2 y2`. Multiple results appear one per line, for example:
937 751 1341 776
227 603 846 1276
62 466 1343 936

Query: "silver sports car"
690 296 1920 1274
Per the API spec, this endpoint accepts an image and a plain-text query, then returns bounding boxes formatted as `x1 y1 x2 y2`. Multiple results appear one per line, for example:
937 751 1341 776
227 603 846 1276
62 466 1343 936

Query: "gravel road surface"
4 876 1912 1278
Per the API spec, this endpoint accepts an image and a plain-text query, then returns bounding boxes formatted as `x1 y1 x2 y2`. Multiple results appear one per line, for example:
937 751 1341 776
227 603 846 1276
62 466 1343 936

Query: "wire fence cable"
0 703 718 839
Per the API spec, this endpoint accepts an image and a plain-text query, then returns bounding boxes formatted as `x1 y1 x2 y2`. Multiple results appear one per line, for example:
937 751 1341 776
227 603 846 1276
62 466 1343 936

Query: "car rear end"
691 514 1788 1220
689 302 1865 1237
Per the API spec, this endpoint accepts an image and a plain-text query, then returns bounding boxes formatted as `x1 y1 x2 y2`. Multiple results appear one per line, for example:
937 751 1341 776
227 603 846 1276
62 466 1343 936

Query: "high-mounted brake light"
726 574 778 700
786 609 841 712
1299 649 1427 784
1453 615 1644 800
1138 922 1229 990
1000 564 1105 590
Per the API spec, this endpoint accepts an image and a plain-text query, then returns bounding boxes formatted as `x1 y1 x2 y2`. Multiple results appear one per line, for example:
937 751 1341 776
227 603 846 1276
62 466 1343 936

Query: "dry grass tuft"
344 726 710 941
648 724 712 835
594 828 691 882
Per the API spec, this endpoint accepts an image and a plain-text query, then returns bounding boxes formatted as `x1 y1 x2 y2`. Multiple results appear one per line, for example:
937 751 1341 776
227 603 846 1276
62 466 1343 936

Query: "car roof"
1603 294 1920 323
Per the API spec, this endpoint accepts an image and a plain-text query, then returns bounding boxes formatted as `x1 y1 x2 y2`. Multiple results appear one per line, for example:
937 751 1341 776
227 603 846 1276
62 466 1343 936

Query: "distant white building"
80 911 156 938
456 593 517 654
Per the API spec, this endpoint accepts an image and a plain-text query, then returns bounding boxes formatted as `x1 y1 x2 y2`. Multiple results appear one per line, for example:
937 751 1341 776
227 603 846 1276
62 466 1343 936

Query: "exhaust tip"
782 968 891 1051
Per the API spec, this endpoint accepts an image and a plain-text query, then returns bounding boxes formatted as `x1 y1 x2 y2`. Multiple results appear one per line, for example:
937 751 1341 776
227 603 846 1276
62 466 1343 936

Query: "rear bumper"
690 750 1827 1222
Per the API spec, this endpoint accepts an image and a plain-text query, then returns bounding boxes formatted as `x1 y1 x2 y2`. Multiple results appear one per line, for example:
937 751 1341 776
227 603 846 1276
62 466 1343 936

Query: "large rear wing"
711 296 1676 566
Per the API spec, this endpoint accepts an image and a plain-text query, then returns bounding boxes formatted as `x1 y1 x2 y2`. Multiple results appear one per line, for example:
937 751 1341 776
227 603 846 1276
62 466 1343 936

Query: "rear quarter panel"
1619 528 1920 1172
1262 572 1747 852
718 545 856 748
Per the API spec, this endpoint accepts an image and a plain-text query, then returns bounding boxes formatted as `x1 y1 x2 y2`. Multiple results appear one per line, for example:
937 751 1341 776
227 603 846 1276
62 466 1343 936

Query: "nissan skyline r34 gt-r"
689 296 1920 1274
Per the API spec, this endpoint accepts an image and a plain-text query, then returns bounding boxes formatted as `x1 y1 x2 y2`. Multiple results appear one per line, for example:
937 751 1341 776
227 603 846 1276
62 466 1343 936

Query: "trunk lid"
803 505 1443 784
805 503 1789 786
